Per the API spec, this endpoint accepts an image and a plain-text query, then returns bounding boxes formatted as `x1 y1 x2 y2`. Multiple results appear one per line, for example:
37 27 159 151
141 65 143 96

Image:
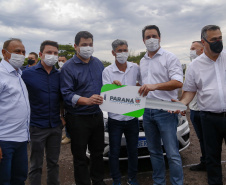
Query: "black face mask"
28 59 35 65
204 38 223 53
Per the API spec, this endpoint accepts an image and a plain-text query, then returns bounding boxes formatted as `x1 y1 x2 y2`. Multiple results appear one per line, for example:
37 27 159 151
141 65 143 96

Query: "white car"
87 111 190 160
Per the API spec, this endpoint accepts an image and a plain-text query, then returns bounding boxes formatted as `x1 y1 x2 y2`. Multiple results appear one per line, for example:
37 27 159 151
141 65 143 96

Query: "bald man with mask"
190 41 204 61
0 38 30 184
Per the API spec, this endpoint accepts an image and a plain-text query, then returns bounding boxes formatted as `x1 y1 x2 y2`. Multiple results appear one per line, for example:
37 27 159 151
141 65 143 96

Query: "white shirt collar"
1 59 21 74
112 61 133 72
144 47 164 59
202 51 223 63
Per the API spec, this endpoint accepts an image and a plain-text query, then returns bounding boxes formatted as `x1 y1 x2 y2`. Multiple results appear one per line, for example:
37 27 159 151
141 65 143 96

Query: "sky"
0 0 226 64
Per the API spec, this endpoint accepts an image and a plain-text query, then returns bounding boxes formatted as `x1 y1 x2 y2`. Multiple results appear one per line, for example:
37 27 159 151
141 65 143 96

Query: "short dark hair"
142 25 161 39
74 31 93 45
3 38 22 50
40 40 58 53
29 52 38 59
201 25 220 39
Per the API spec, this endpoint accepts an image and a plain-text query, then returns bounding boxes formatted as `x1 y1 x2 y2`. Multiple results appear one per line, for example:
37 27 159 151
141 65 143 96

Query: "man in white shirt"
179 25 226 185
102 39 141 185
58 55 67 69
138 25 184 185
188 41 206 171
190 41 204 61
0 38 30 184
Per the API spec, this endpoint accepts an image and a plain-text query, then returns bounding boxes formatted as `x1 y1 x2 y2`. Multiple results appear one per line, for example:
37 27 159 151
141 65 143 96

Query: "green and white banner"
100 84 146 117
100 84 187 118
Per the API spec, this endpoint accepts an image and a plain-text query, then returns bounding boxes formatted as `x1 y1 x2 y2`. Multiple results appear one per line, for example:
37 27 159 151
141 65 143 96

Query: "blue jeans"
190 110 206 164
200 111 226 185
108 118 139 182
143 109 183 185
0 141 28 185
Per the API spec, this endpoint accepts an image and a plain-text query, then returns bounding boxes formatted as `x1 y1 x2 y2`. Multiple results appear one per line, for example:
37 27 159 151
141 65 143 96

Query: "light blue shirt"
0 60 30 142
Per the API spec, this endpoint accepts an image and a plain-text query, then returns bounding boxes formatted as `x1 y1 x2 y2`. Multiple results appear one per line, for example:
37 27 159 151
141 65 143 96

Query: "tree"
127 51 146 65
58 44 75 60
23 58 28 66
0 56 2 62
102 61 111 68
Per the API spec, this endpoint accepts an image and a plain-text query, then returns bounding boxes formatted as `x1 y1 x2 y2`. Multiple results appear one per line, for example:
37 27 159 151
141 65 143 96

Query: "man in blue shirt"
61 31 106 185
0 38 30 184
22 40 65 185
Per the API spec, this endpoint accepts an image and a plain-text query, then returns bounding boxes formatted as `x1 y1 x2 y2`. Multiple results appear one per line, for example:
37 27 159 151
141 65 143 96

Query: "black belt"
67 112 102 118
204 111 226 117
80 113 101 118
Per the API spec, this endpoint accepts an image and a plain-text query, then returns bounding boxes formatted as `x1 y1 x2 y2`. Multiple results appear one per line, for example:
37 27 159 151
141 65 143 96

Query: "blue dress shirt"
0 60 30 142
22 61 62 128
60 55 104 115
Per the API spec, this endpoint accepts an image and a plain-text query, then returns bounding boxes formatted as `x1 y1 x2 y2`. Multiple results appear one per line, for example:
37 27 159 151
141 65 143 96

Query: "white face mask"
190 50 198 61
43 54 58 66
58 61 64 68
78 46 94 59
6 50 25 69
116 52 128 64
145 38 159 52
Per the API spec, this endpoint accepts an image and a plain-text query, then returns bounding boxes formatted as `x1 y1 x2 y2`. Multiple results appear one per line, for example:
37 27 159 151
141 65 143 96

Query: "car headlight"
104 118 108 132
177 114 186 127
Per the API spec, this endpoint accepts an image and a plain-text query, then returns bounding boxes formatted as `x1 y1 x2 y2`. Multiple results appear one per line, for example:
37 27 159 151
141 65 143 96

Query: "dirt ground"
25 110 226 185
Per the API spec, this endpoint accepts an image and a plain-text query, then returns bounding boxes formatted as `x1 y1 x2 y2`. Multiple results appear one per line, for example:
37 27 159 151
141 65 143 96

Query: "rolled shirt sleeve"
183 63 197 92
60 67 80 107
72 94 81 107
168 55 183 83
